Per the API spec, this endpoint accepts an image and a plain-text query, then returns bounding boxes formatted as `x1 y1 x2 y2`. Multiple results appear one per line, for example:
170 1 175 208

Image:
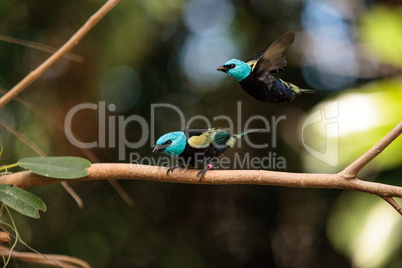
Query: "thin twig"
0 88 63 128
60 181 84 209
382 196 402 216
0 210 64 268
0 120 46 156
341 120 402 178
0 34 84 63
0 245 90 268
108 180 135 207
0 0 121 109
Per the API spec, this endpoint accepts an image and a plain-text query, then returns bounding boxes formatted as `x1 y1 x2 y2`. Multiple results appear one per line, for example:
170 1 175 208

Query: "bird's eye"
164 140 172 145
228 64 236 69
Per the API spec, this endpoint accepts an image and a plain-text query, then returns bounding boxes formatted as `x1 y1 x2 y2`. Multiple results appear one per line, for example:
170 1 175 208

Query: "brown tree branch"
336 120 402 214
382 197 402 215
2 120 402 215
1 164 402 210
0 245 90 268
340 120 402 178
0 0 121 109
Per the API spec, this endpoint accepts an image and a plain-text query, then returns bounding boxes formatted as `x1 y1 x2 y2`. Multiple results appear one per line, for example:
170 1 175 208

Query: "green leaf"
0 185 46 218
18 157 91 179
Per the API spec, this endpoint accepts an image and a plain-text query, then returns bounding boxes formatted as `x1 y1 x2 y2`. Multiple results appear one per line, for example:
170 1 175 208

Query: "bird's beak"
153 144 167 153
217 65 229 72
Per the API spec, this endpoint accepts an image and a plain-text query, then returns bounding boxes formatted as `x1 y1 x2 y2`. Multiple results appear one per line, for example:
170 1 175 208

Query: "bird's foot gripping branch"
130 152 287 178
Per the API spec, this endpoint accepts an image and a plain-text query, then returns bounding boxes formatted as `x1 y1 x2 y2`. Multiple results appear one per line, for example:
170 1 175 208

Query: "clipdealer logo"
64 102 287 169
301 101 339 167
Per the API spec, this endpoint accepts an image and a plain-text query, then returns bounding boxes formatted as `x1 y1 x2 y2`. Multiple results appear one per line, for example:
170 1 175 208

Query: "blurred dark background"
1 0 402 267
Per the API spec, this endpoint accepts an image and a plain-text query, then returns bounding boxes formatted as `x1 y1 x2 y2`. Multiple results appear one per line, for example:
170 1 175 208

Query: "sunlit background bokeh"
0 0 401 267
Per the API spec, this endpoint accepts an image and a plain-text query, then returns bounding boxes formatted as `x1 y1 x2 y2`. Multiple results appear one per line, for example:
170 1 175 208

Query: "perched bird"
153 128 258 182
217 30 316 103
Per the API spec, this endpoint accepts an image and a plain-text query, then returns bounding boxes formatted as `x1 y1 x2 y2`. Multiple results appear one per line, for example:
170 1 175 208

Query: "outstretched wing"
251 31 295 75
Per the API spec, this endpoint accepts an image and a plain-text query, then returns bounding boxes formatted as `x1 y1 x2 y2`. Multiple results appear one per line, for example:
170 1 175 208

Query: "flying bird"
217 30 316 103
153 128 258 182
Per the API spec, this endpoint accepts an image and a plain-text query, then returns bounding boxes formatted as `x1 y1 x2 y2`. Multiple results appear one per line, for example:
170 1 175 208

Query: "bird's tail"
290 86 319 102
301 88 319 94
237 129 261 137
226 129 261 147
288 82 318 96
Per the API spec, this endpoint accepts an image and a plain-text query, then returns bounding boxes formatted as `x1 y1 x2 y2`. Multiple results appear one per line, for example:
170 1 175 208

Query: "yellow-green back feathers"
187 129 219 148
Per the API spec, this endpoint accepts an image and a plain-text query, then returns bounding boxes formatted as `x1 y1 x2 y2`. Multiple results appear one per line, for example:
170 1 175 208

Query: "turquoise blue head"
217 59 252 82
153 131 186 157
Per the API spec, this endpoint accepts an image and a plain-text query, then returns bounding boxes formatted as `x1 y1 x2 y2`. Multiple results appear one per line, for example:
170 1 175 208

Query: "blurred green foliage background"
0 0 401 267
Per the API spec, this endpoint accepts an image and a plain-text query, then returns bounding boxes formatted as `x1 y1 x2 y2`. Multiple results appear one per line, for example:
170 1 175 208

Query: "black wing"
245 48 266 63
251 31 295 75
183 128 209 138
